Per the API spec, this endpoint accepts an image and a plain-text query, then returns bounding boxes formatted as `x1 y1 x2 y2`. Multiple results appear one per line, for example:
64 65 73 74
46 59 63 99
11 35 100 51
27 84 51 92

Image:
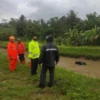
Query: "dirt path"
0 48 100 78
58 57 100 78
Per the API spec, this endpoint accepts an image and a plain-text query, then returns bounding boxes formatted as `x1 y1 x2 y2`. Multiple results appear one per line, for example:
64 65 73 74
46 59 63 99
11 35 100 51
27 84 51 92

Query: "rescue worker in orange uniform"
17 38 26 64
7 36 18 71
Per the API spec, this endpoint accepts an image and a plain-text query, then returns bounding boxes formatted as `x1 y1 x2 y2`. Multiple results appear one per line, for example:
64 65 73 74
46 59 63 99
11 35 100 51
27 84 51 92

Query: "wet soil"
1 48 100 78
58 57 100 78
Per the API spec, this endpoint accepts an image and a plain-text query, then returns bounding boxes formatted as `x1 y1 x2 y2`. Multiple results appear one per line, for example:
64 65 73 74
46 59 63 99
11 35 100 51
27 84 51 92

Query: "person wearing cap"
17 38 26 65
28 36 40 75
38 35 59 88
7 36 18 71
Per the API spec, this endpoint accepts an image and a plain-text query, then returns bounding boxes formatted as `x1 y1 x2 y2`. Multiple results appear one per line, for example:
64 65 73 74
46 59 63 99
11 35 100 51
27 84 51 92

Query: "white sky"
0 0 100 22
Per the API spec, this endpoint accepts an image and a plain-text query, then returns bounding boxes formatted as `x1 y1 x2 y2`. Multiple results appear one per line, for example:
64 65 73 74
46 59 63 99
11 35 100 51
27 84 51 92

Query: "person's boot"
38 84 45 89
48 83 53 87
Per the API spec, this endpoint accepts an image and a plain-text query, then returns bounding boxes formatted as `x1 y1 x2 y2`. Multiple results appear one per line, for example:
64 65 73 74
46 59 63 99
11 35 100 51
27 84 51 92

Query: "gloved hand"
56 62 58 65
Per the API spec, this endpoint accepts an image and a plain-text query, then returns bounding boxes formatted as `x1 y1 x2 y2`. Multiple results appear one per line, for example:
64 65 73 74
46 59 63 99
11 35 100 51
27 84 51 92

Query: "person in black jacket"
38 35 59 88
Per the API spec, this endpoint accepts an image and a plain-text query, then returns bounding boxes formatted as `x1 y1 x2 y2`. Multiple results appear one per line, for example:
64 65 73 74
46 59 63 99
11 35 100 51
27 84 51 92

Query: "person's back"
17 42 25 55
28 40 40 59
39 35 59 88
42 43 59 67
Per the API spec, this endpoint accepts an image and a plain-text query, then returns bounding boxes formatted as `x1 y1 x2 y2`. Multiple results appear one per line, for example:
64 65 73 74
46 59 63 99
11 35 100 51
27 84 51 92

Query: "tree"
16 15 27 36
66 10 81 30
84 12 100 30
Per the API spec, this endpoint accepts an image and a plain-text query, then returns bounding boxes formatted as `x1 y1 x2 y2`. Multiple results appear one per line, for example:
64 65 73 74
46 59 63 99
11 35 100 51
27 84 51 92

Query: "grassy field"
0 49 100 100
58 46 100 59
0 41 100 60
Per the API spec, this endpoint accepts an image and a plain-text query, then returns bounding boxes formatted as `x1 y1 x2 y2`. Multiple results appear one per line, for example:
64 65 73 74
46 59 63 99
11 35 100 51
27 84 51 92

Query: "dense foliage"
0 10 100 45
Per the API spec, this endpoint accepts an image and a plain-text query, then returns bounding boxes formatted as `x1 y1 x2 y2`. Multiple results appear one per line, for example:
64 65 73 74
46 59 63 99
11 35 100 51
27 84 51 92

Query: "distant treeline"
0 10 100 45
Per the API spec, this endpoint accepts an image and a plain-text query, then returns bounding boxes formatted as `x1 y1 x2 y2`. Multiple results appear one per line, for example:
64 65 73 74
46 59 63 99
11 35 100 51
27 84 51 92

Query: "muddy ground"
1 48 100 78
58 57 100 78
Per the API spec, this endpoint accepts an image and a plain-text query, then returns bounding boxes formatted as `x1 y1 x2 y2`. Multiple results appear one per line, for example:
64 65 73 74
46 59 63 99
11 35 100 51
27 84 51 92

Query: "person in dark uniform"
38 35 59 88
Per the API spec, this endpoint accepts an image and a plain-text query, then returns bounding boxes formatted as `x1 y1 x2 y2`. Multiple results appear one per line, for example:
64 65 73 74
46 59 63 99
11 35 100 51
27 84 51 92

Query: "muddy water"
0 48 100 78
58 57 100 78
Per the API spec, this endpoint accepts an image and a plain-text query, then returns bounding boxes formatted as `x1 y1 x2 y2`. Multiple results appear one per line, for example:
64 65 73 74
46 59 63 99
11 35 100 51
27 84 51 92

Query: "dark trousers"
31 58 38 75
40 64 55 87
18 54 25 62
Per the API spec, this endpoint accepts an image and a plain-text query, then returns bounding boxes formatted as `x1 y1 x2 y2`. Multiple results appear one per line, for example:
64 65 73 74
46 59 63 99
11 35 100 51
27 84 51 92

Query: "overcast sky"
0 0 100 22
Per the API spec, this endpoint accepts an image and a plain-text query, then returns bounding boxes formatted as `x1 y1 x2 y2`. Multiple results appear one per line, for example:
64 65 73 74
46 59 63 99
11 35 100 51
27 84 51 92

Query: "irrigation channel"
0 48 100 78
58 57 100 78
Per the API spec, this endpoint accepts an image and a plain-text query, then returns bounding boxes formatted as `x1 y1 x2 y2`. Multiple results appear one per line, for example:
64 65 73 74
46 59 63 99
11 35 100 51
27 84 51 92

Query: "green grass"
58 46 100 59
0 41 100 60
0 49 100 100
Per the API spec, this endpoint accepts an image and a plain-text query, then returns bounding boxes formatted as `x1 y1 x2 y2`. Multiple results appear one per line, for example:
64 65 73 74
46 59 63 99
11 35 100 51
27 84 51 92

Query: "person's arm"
55 46 59 65
38 45 45 64
22 42 25 53
7 44 12 60
28 42 32 58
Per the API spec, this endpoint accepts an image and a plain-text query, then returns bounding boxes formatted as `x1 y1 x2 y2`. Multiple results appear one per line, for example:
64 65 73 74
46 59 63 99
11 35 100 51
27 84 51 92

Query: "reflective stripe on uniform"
33 54 38 57
46 48 57 51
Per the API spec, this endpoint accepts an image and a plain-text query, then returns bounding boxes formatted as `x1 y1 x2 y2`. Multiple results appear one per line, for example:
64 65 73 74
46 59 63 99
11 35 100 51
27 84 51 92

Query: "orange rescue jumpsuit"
7 42 18 71
17 42 25 64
